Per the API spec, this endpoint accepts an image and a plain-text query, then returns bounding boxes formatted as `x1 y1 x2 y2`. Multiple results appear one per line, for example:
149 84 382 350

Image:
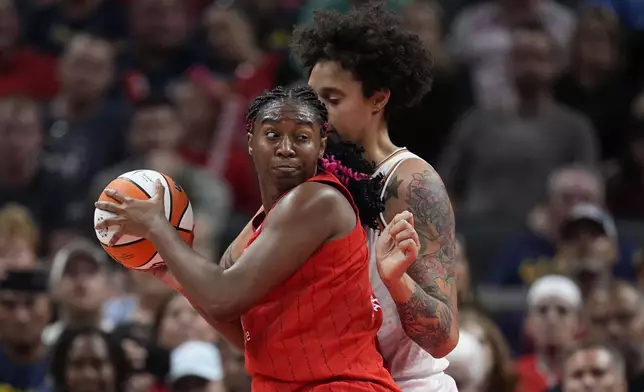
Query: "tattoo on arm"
383 175 403 202
395 168 457 351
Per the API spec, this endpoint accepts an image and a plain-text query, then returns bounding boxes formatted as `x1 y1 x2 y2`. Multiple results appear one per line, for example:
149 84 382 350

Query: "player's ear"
319 136 327 159
371 89 391 114
247 132 253 155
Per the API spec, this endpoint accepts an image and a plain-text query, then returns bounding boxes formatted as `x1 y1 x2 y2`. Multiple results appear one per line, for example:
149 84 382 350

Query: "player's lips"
272 164 301 173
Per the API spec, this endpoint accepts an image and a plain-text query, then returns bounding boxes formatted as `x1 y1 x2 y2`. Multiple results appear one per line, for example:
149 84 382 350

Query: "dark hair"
290 0 433 113
133 96 175 112
245 85 384 229
562 340 625 376
50 326 131 392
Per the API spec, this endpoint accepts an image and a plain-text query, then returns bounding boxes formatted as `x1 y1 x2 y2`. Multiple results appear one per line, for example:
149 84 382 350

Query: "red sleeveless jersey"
241 172 400 392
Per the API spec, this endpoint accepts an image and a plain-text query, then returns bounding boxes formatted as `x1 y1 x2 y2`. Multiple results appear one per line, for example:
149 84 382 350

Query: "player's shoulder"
382 156 448 221
276 181 349 217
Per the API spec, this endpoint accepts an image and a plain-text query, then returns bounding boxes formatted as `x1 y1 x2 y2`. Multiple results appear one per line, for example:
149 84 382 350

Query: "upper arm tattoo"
405 169 456 286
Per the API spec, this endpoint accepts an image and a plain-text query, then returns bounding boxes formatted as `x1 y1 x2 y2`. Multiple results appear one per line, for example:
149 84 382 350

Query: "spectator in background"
124 0 195 101
203 6 281 98
389 0 470 164
168 341 225 392
0 96 72 255
460 308 519 392
558 341 628 392
297 0 411 25
0 269 52 391
24 0 129 55
554 5 631 160
489 165 637 286
152 294 218 352
103 269 172 329
171 72 259 217
49 326 131 392
43 239 111 347
606 117 644 220
448 0 575 109
0 204 38 276
455 234 478 309
517 275 583 392
445 329 487 392
585 281 644 390
556 203 621 298
43 34 127 216
440 24 598 220
0 0 58 101
90 97 231 259
147 294 219 392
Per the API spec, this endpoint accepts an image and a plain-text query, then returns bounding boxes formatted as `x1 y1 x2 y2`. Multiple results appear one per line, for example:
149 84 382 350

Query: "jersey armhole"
378 156 427 227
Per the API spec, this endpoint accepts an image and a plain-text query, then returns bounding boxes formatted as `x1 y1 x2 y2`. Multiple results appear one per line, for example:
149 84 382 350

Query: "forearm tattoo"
391 169 457 351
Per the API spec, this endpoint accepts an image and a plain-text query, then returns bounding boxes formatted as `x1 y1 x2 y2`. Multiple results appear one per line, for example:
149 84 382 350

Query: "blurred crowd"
1 0 644 391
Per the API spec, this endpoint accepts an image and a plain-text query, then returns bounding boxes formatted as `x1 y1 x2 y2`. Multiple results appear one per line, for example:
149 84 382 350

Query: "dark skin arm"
149 216 258 351
97 181 355 322
381 159 458 358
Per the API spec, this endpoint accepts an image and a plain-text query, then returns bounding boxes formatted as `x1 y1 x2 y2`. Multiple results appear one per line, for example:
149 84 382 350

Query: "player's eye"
265 130 279 139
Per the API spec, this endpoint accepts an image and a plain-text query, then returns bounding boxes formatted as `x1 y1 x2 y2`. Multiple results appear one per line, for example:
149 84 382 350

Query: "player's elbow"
429 329 459 358
202 302 244 323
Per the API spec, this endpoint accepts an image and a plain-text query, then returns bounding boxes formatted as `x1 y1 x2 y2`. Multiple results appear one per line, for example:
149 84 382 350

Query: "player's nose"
276 137 295 158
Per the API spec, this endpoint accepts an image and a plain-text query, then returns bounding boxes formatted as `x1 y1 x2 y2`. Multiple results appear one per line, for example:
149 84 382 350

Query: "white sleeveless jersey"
368 148 457 392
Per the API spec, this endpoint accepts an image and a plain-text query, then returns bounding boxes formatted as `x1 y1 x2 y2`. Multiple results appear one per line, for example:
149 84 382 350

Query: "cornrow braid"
245 85 385 229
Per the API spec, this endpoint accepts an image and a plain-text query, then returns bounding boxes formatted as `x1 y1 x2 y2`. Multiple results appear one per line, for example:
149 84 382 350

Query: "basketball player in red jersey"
95 85 419 391
290 1 459 390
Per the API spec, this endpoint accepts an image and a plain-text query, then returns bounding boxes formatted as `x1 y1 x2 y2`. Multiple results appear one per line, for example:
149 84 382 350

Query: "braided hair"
246 85 385 230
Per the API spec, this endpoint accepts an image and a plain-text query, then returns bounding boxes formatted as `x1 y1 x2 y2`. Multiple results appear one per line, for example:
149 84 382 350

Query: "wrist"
147 216 173 243
383 273 416 303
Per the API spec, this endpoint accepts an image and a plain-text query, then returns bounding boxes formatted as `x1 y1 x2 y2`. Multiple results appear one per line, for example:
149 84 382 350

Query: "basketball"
93 170 194 270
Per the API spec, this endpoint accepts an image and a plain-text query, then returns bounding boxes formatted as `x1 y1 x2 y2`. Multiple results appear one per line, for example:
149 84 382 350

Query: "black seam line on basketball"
137 250 158 268
161 175 173 224
177 200 190 230
110 237 146 247
119 177 152 198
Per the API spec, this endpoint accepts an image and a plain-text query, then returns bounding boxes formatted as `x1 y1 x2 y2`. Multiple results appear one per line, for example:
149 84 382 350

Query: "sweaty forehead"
257 101 321 125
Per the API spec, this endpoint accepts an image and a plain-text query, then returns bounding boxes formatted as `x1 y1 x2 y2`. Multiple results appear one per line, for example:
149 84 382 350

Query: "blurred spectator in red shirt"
0 0 58 101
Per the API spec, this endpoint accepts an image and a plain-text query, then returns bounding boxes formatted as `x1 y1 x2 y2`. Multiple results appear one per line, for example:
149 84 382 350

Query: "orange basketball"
93 170 194 270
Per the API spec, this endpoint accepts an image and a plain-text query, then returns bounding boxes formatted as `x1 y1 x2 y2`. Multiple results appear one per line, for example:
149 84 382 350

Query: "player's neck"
360 122 399 165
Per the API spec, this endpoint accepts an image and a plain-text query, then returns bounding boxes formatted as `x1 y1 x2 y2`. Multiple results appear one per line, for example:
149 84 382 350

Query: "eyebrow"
318 86 345 95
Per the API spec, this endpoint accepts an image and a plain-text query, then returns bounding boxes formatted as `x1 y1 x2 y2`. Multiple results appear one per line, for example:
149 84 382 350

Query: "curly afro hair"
290 0 433 112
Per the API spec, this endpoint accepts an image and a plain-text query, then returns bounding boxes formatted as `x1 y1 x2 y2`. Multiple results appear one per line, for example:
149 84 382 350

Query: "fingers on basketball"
99 174 193 270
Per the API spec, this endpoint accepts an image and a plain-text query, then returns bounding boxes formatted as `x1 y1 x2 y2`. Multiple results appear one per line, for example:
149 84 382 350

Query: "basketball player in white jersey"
290 1 459 390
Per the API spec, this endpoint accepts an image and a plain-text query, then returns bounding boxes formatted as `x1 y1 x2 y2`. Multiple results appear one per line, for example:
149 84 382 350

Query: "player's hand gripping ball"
93 170 194 270
375 211 420 284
